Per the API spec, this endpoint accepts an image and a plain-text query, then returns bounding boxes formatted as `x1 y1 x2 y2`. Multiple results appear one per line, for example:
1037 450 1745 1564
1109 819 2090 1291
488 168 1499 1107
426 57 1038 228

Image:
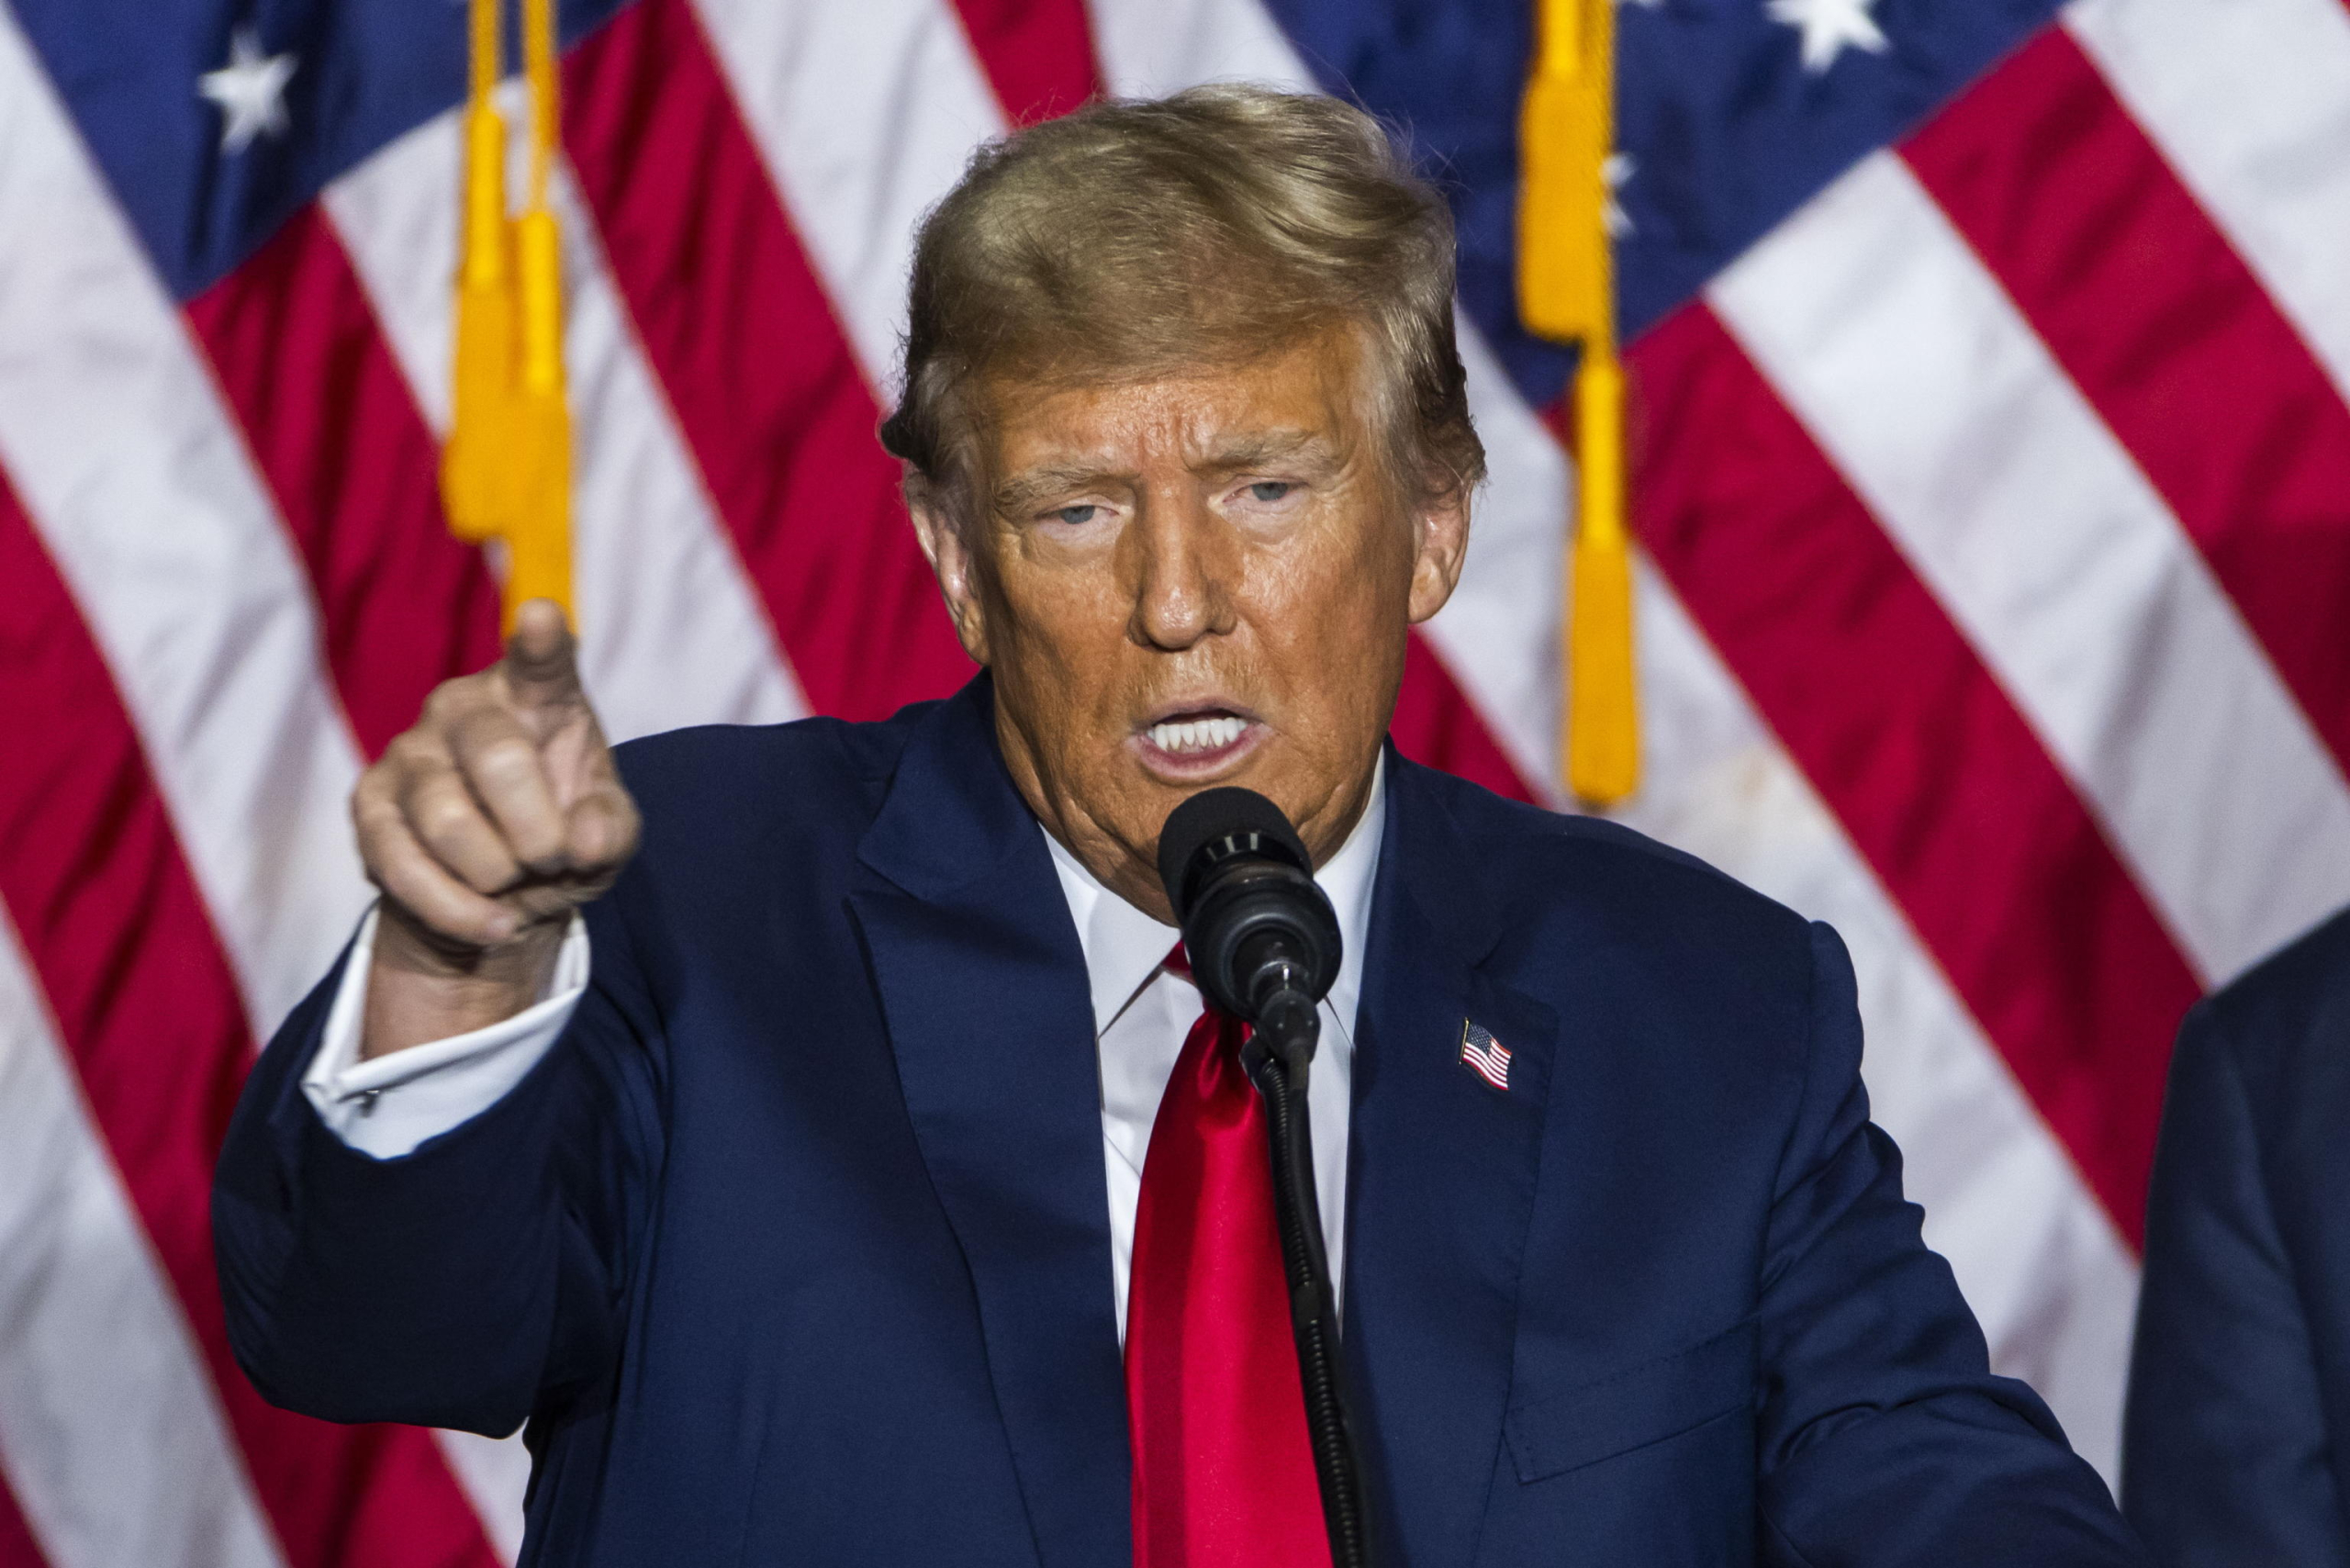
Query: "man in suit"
2124 904 2350 1563
214 85 2141 1564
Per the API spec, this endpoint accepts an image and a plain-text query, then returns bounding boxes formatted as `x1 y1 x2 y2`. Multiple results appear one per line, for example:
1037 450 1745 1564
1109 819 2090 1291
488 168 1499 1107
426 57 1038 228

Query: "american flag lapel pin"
1459 1019 1511 1092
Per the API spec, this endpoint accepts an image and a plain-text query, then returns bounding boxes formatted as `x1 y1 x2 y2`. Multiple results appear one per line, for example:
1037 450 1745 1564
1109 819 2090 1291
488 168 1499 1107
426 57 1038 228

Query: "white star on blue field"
1764 0 1891 72
198 26 297 153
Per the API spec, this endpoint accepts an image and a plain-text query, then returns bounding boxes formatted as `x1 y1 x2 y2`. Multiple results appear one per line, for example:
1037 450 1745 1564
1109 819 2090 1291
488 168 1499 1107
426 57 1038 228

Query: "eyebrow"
1194 430 1338 476
991 465 1125 518
991 431 1344 517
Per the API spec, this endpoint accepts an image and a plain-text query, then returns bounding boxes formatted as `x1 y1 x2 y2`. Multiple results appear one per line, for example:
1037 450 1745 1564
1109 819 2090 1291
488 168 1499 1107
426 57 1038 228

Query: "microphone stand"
1242 980 1371 1568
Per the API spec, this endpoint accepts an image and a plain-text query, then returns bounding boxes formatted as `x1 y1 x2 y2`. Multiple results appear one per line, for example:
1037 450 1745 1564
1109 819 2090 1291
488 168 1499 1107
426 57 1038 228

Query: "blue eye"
1248 481 1294 503
1053 504 1100 526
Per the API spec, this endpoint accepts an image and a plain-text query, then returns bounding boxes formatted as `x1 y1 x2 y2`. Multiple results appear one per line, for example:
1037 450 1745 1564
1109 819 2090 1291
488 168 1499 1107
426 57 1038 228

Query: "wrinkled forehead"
970 325 1382 483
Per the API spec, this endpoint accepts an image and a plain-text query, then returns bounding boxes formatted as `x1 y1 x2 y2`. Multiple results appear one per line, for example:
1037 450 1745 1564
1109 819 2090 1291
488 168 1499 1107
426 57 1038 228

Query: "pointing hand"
350 599 641 1055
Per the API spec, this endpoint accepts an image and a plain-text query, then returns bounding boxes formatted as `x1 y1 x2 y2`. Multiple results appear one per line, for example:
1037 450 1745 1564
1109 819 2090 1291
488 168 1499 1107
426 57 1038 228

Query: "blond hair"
879 84 1486 521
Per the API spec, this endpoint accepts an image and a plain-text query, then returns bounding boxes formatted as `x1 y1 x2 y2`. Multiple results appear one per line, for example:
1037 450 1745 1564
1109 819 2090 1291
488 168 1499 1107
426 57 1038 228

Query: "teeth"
1148 715 1248 755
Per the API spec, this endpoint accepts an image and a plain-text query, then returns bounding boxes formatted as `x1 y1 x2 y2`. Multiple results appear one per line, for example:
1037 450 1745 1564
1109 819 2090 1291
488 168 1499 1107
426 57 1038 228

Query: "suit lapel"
846 680 1129 1568
1345 756 1558 1568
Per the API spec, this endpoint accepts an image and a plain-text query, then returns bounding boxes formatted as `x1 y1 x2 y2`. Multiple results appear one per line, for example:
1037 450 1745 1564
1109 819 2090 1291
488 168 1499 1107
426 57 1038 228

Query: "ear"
907 478 993 665
1404 478 1472 624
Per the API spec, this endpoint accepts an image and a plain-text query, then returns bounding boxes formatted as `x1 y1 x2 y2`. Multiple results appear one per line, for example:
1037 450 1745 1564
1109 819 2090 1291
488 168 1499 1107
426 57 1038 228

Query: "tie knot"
1164 942 1251 1047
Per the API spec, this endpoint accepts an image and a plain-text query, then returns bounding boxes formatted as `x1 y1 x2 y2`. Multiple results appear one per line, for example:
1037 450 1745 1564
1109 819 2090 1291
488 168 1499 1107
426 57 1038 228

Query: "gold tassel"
504 0 573 623
508 207 573 619
441 0 573 631
1568 346 1637 802
443 0 519 543
1520 0 1639 806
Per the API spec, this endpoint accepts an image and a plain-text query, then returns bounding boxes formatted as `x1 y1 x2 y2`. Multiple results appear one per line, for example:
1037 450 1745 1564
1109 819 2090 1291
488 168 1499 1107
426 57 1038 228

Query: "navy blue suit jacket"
216 677 2138 1565
2124 905 2350 1565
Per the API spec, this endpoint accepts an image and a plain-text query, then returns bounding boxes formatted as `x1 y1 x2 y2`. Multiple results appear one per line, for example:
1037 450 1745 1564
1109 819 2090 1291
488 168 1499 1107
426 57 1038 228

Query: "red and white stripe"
0 915 281 1568
319 95 805 744
5 0 2348 1553
1708 151 2350 987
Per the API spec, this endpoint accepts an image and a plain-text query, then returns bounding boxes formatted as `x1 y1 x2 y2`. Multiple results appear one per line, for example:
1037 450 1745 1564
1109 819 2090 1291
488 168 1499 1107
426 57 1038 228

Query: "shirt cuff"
300 905 590 1159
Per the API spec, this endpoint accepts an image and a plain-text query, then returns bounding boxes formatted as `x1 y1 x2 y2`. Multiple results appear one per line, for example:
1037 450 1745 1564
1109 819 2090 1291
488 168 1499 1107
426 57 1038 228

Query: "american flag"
0 0 2342 1557
1460 1021 1513 1092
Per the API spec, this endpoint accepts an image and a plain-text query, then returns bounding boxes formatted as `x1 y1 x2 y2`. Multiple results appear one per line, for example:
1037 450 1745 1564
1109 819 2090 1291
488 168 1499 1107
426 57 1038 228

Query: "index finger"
501 599 581 713
445 701 571 874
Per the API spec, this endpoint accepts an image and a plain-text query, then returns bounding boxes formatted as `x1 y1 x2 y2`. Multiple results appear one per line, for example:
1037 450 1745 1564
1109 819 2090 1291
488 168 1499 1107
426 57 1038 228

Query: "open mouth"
1134 705 1265 775
1147 713 1248 755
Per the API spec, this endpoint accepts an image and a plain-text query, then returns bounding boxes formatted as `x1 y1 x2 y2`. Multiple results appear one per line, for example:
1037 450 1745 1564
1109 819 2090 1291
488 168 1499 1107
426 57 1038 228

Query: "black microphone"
1155 786 1371 1568
1155 786 1343 1060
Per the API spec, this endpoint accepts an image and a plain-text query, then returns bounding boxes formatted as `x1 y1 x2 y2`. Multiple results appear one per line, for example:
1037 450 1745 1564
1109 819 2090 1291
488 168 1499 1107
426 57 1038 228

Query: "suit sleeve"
210 890 666 1438
1755 923 2145 1566
2121 1000 2350 1568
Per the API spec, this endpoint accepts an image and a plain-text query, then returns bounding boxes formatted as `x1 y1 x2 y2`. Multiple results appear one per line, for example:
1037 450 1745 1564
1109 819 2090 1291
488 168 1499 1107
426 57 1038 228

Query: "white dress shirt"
303 761 1385 1338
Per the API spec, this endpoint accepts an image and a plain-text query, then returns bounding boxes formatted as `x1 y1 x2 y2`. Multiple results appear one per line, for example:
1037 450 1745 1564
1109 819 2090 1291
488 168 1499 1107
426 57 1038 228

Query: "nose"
1128 492 1237 652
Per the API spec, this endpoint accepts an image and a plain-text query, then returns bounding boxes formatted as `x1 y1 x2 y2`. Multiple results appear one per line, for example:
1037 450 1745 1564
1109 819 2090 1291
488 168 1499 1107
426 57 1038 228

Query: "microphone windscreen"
1156 787 1310 921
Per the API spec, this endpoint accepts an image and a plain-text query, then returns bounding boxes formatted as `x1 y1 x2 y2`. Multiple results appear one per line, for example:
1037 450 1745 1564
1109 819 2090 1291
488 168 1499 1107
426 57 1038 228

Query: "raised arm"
212 601 658 1436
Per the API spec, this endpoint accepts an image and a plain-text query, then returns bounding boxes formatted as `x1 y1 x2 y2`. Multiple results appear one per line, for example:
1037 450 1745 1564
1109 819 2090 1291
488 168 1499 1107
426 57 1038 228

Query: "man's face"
909 327 1471 922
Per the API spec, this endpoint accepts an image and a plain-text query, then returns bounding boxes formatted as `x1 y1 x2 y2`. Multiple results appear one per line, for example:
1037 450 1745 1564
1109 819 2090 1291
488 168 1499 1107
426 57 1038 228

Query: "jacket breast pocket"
1504 1319 1757 1483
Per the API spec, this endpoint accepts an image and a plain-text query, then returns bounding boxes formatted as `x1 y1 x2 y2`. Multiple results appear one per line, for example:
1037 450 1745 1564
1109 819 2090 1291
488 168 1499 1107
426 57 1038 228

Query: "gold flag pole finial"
1519 0 1639 806
442 0 574 633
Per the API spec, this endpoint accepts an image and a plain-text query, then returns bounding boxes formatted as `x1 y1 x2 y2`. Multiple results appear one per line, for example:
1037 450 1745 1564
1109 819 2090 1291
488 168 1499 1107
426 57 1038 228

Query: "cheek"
1251 527 1413 730
989 546 1121 665
983 556 1148 755
1259 509 1414 639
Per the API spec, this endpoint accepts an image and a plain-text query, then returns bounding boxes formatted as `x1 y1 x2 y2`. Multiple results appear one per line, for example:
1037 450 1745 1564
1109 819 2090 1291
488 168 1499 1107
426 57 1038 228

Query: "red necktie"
1125 945 1331 1568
